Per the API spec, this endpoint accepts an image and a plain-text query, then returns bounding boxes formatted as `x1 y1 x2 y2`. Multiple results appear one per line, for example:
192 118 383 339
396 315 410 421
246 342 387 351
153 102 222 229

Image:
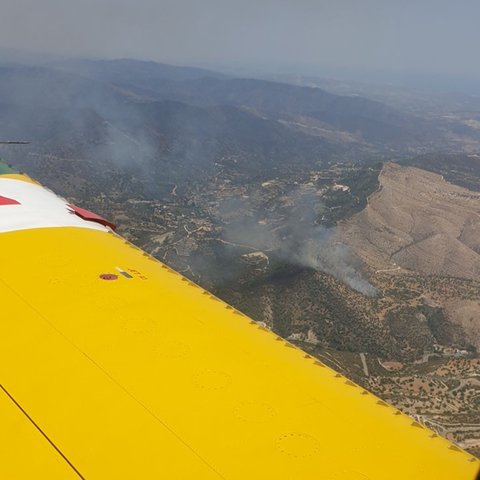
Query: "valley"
1 58 480 453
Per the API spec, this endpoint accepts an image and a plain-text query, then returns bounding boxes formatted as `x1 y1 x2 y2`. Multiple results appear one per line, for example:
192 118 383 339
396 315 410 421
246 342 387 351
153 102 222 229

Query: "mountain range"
1 57 480 454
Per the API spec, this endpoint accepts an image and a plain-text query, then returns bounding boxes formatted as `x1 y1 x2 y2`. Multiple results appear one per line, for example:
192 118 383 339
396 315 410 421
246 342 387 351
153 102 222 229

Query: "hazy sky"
1 0 479 76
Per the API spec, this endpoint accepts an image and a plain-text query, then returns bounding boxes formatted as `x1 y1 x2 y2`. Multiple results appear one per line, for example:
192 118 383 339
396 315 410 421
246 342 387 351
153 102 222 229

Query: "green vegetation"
321 162 382 224
401 153 480 192
0 159 17 175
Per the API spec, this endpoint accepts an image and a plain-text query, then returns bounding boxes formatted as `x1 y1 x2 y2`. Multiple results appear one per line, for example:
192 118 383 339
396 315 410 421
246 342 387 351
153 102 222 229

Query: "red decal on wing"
0 195 20 206
67 204 117 230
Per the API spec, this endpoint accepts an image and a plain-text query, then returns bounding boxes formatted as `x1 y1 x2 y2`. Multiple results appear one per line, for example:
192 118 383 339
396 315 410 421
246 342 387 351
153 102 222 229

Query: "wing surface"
0 170 478 479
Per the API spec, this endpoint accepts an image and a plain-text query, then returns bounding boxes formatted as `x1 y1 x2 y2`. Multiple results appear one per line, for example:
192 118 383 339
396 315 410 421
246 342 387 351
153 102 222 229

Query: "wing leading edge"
0 170 478 479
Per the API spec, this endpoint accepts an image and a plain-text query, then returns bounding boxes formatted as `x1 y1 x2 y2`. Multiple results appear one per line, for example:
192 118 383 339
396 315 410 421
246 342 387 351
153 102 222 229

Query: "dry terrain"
342 162 480 279
3 58 480 456
338 163 480 451
342 162 480 351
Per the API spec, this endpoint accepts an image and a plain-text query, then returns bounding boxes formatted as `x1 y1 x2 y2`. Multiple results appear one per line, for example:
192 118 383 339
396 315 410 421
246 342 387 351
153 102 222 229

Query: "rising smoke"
0 59 377 298
222 187 378 297
291 229 378 297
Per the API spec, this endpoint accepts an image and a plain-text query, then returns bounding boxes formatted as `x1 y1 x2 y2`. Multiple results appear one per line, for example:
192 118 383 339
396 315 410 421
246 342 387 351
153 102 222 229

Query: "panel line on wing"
0 384 85 480
0 275 227 480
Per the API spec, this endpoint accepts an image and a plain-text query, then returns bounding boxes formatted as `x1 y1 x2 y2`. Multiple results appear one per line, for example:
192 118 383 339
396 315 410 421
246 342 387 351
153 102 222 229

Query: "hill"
54 60 440 148
341 162 480 279
1 59 479 452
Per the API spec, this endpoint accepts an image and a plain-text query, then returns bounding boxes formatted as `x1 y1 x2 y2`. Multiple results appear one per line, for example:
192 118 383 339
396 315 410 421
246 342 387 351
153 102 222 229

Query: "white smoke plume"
222 188 378 297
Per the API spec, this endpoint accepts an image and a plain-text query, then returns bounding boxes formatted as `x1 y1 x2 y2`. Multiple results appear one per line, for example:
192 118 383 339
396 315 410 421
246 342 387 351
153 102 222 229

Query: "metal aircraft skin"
0 163 478 479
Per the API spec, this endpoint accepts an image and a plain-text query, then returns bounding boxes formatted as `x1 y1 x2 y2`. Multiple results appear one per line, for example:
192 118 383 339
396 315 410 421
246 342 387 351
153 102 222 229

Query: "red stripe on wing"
0 195 20 206
67 204 116 230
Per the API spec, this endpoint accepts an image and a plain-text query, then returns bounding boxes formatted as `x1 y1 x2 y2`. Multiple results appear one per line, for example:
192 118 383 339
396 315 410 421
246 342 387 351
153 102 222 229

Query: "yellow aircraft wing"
0 168 478 479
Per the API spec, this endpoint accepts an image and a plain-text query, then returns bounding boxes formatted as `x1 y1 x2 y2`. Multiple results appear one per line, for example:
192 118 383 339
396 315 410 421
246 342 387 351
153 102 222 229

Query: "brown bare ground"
341 162 480 278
